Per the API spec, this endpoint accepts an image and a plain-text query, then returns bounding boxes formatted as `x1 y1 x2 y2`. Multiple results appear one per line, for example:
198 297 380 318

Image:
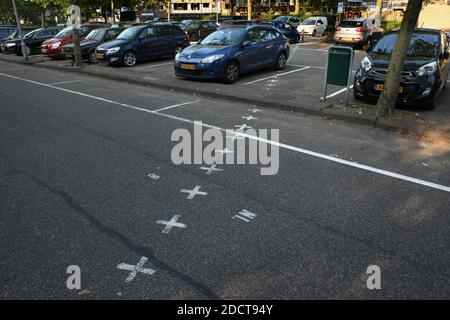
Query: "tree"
375 0 424 116
295 0 300 14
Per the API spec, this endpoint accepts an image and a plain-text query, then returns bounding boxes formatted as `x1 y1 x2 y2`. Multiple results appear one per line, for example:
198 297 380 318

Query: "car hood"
369 53 436 71
180 44 231 58
299 25 316 30
98 39 129 49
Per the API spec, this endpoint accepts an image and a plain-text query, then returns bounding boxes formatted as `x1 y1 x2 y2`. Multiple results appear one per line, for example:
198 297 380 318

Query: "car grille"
371 68 415 78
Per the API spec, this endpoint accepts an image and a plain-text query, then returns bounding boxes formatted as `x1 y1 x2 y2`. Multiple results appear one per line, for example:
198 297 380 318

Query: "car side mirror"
242 40 252 47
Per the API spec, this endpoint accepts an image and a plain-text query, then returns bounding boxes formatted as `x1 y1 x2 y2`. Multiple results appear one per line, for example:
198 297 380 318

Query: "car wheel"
173 45 182 58
122 51 136 67
88 51 97 63
223 61 240 84
25 45 31 56
312 30 317 37
425 92 438 110
273 52 287 71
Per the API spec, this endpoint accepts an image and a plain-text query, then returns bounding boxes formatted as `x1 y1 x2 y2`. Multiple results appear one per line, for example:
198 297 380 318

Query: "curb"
1 55 445 140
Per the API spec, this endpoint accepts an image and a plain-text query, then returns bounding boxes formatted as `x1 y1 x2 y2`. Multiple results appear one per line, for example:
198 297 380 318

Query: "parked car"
353 29 450 109
95 23 190 67
0 25 16 42
62 27 124 62
0 27 35 52
297 17 328 37
261 21 300 43
220 20 259 27
181 20 218 42
174 25 290 83
41 24 108 59
273 16 301 28
334 18 377 48
6 27 62 55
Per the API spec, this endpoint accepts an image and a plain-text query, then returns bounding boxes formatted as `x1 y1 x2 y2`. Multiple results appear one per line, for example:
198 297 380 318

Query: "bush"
381 20 402 32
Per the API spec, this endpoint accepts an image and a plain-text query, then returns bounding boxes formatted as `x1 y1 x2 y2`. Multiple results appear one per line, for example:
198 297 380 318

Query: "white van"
297 16 328 37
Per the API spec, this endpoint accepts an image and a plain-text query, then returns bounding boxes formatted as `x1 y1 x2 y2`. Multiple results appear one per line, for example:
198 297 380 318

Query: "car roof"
342 18 366 22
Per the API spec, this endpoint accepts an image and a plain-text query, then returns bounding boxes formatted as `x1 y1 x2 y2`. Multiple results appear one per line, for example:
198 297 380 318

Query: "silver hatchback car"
334 18 376 48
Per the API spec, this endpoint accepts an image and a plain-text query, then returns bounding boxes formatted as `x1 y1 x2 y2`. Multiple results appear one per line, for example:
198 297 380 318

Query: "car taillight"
335 27 341 32
356 28 366 33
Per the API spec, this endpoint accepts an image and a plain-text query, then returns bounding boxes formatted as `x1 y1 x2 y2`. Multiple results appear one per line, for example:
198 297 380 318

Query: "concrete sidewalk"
1 52 449 140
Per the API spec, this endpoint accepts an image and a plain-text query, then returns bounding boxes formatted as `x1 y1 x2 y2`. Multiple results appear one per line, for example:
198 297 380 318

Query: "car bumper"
353 69 439 107
334 37 365 45
1 45 16 53
174 59 225 80
42 47 63 58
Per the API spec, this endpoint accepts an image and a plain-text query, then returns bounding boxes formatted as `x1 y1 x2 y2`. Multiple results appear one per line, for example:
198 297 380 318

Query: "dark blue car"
261 21 300 43
174 25 290 83
95 23 190 67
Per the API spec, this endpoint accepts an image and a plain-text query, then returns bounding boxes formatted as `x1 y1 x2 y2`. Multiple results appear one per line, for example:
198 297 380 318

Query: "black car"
6 27 62 56
0 27 35 52
95 23 190 67
62 28 124 62
354 29 450 109
181 20 218 42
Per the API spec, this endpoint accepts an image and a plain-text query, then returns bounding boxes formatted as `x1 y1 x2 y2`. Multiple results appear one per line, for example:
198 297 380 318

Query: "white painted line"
1 71 449 193
243 67 310 86
48 80 84 86
242 115 258 121
233 209 257 222
153 99 201 112
235 123 252 131
200 164 223 175
324 85 354 99
135 62 173 70
288 64 325 70
156 215 186 233
117 257 155 282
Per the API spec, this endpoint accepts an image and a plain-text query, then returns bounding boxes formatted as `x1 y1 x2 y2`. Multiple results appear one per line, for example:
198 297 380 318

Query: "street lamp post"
11 0 28 61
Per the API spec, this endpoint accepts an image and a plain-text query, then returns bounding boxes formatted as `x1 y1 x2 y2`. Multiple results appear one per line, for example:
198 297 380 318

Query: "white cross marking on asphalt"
200 164 224 175
180 185 208 199
117 257 155 282
248 108 261 113
242 115 258 121
233 209 257 222
156 214 187 233
235 124 252 131
215 148 234 154
147 173 160 180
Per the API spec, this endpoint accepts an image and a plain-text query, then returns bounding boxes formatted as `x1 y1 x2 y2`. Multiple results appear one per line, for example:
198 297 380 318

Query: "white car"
297 17 328 37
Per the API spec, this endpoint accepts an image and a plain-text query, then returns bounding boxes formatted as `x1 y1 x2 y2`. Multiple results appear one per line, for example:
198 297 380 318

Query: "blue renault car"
95 23 189 67
174 25 290 83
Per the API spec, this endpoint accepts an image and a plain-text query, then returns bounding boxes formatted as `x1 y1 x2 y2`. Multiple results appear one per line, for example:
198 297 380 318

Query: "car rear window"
339 20 364 28
371 32 440 58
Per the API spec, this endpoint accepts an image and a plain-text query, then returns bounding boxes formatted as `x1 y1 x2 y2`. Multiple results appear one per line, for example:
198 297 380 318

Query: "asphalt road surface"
1 60 450 299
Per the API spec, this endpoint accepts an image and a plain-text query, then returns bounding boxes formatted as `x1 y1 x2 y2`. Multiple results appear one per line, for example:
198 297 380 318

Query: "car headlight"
175 52 181 60
6 43 15 47
416 61 437 77
361 56 372 71
201 54 225 64
106 47 121 55
51 42 61 49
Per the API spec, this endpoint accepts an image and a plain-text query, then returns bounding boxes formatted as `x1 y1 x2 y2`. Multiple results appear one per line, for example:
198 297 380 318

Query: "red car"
41 24 108 59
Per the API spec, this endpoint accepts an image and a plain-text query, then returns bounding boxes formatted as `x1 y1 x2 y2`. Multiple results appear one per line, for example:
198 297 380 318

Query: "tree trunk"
375 0 383 27
375 0 423 116
248 0 252 20
111 0 115 23
41 9 45 28
294 0 300 14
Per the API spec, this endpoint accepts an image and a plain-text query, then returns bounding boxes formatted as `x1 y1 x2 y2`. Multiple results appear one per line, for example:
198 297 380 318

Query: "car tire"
312 30 317 37
223 61 240 84
25 45 31 56
122 51 136 67
88 51 97 63
273 52 287 71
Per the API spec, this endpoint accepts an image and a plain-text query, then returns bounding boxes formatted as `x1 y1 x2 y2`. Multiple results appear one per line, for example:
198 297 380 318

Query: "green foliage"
381 20 402 32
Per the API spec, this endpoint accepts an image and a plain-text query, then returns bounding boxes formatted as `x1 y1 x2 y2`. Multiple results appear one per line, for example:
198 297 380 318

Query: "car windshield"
200 29 243 46
182 20 201 30
371 33 440 58
339 20 364 28
302 19 317 25
54 27 72 38
85 29 105 41
116 26 141 40
23 29 41 39
0 28 12 37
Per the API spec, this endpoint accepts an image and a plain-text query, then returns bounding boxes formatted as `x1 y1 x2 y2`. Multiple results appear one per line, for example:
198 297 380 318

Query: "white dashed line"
243 67 310 86
153 99 201 112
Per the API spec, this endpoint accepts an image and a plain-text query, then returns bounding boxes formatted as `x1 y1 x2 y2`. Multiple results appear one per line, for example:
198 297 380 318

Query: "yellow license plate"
181 63 196 70
375 84 403 93
343 37 353 41
41 49 47 53
96 54 104 60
